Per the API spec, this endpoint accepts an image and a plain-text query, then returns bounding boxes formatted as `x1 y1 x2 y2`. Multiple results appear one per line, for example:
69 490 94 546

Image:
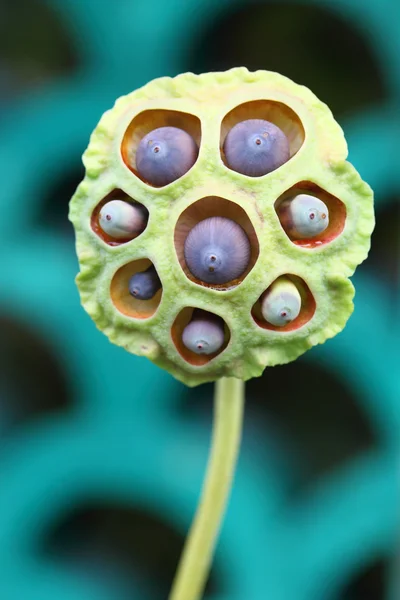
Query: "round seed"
184 216 251 284
128 265 161 300
223 119 290 177
99 200 147 239
136 126 198 186
261 277 301 326
182 311 225 355
278 194 329 239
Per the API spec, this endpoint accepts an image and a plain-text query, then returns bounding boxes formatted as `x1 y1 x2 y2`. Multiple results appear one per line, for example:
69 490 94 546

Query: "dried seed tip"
128 265 161 300
223 119 290 177
99 200 147 239
261 278 301 326
182 312 225 355
136 126 198 186
278 194 329 239
184 216 251 284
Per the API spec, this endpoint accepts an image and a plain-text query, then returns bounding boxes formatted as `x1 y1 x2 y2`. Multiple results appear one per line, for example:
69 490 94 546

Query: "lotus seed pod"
99 200 147 239
278 194 329 239
135 126 198 186
224 119 290 176
184 217 251 284
128 266 161 300
182 311 225 355
69 68 374 386
261 278 301 326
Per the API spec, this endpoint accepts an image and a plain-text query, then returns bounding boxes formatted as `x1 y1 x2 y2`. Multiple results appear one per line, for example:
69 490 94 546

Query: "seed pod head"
129 266 161 300
184 217 251 284
69 68 374 386
99 200 147 239
182 311 225 355
278 194 329 239
136 126 198 186
261 277 301 326
224 119 290 177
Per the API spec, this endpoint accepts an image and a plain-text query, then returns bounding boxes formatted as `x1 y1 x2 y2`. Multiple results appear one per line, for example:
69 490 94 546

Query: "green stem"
169 377 245 600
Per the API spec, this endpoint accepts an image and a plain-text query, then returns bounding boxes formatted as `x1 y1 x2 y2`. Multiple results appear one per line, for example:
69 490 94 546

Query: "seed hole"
253 275 316 332
91 190 148 246
275 181 346 247
111 259 162 319
220 100 305 172
174 197 259 289
171 308 230 366
121 110 201 187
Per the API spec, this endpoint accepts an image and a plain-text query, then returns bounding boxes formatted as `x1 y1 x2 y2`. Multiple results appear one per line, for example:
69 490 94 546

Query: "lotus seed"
261 277 301 326
135 126 198 186
128 265 161 300
223 119 290 177
278 194 329 239
99 200 147 239
184 216 251 285
182 311 225 355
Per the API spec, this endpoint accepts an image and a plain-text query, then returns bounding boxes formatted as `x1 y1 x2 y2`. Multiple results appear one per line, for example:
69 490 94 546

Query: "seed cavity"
171 307 230 365
182 310 225 355
122 109 201 187
111 259 162 319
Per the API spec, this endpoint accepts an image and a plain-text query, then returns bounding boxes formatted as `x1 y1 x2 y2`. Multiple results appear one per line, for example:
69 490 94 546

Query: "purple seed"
223 119 290 177
128 265 161 300
135 126 198 186
182 311 225 355
184 216 251 284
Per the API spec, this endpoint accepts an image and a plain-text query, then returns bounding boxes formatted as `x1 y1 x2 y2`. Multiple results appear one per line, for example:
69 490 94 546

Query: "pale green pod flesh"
99 200 146 239
69 68 374 387
261 277 301 326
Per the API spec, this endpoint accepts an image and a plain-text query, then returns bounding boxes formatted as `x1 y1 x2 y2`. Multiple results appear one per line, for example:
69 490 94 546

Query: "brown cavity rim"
111 258 162 319
274 181 347 248
174 196 260 290
252 274 316 332
91 189 149 246
171 307 231 366
121 108 201 187
220 99 305 169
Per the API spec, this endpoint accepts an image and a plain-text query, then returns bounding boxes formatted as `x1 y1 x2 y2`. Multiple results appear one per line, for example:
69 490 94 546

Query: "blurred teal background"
0 0 399 598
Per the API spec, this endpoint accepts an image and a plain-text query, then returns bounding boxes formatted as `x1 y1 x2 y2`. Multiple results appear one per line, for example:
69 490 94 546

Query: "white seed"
278 194 329 239
99 200 146 239
261 277 301 326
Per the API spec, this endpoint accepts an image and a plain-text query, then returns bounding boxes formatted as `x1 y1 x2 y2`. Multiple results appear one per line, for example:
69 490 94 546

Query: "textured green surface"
70 68 374 386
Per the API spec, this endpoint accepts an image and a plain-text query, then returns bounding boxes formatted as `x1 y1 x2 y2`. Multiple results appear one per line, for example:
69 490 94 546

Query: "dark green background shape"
0 0 399 598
